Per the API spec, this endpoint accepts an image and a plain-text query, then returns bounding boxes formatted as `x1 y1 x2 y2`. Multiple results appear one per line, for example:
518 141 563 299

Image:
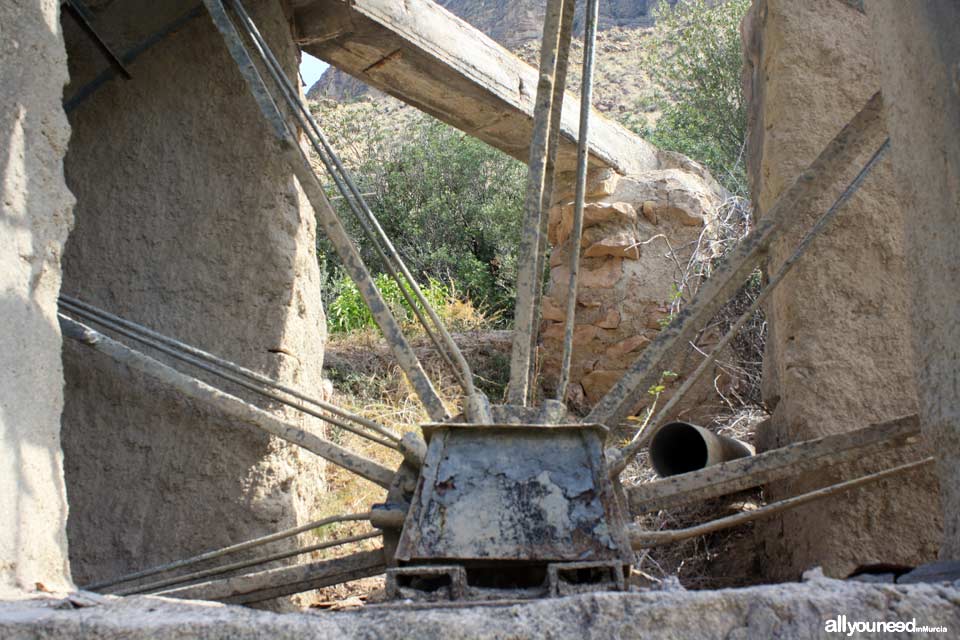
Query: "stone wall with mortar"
540 157 729 421
0 0 75 595
868 1 960 559
59 0 329 595
741 0 941 579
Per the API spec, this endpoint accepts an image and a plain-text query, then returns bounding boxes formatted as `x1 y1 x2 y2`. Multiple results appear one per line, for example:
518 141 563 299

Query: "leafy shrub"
325 272 490 334
629 0 751 196
311 101 525 322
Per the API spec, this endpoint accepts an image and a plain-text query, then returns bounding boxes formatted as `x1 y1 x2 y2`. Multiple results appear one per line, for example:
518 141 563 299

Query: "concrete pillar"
0 0 74 594
741 0 940 579
868 1 960 559
59 0 328 593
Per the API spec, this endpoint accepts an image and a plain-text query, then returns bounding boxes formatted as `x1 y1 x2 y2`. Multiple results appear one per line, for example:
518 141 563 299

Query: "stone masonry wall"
741 0 941 579
541 157 728 421
59 0 329 595
0 0 75 594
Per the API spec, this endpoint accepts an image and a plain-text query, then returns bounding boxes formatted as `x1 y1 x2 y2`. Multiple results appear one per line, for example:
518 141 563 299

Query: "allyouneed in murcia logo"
824 615 949 635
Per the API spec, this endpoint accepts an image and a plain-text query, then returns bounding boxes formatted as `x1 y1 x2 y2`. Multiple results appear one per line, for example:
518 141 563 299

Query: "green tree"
631 0 750 196
311 101 525 321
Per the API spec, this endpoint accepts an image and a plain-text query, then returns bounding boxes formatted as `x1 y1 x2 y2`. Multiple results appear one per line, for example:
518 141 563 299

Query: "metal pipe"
59 295 400 445
60 314 396 489
84 511 373 591
648 421 754 477
556 0 600 403
609 138 891 476
629 457 934 547
627 414 920 515
507 0 569 405
116 531 381 596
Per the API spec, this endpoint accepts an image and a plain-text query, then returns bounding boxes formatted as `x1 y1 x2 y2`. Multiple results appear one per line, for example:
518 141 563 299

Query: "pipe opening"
650 422 709 477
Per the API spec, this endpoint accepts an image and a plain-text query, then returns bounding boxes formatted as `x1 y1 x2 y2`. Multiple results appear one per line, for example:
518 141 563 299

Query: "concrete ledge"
2 576 958 639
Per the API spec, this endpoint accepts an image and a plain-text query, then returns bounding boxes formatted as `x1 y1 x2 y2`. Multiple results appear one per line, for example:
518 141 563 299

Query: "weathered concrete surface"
868 1 960 559
59 0 328 597
2 575 960 638
292 0 660 175
0 0 74 594
741 0 941 579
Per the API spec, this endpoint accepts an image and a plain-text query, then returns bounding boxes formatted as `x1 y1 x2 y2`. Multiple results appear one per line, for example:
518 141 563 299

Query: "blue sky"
299 52 329 90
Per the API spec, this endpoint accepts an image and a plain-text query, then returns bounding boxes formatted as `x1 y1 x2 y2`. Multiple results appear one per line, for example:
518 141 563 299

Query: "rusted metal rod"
556 0 600 403
627 414 921 515
159 548 387 604
59 296 401 448
116 531 381 596
508 0 570 406
609 137 891 475
588 92 887 429
60 315 396 489
201 0 449 421
628 457 934 547
225 0 480 405
526 0 576 405
84 511 374 591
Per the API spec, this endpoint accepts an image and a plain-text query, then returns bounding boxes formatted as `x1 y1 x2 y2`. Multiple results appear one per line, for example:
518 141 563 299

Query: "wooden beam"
294 0 660 175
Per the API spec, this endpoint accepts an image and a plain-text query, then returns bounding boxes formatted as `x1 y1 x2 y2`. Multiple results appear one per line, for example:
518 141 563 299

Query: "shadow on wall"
56 0 328 592
0 5 75 589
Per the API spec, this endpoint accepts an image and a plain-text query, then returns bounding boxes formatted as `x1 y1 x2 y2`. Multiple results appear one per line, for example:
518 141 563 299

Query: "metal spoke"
60 315 396 488
201 0 449 421
587 91 887 429
116 531 381 596
628 457 934 547
158 548 388 604
85 512 373 591
508 0 572 406
556 0 600 403
225 0 479 403
609 138 891 475
59 296 401 448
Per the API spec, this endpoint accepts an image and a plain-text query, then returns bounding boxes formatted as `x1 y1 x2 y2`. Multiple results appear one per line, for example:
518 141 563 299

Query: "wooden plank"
627 414 921 514
158 548 387 604
294 0 659 175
